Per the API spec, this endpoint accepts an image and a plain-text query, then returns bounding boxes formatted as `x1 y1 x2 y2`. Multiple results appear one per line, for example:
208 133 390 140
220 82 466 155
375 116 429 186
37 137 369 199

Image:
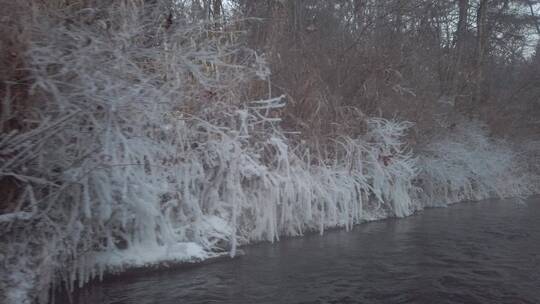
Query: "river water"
69 197 540 304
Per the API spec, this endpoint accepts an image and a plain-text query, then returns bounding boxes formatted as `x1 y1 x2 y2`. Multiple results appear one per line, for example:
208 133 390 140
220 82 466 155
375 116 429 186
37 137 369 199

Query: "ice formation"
0 2 536 303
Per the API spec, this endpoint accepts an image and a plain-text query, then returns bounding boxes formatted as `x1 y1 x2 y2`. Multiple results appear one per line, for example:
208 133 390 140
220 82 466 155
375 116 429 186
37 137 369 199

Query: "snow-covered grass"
0 1 536 303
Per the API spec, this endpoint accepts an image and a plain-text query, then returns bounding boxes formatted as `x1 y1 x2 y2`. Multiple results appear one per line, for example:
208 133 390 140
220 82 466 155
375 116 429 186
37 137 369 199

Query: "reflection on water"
68 197 540 304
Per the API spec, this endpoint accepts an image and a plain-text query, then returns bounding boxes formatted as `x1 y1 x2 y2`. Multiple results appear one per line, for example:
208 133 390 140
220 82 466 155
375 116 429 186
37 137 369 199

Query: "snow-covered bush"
0 1 419 303
0 1 269 302
416 120 536 207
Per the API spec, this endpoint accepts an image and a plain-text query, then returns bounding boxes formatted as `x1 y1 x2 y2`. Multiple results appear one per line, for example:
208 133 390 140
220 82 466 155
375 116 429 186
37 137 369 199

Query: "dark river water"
69 197 540 304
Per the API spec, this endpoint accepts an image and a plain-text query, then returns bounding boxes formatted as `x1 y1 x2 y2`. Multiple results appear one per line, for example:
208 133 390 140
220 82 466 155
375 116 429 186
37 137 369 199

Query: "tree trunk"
452 0 469 100
212 0 222 19
527 0 540 35
473 0 489 110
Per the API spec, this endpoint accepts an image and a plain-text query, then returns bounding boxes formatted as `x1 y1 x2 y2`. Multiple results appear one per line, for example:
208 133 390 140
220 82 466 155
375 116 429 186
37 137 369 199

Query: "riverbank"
60 196 540 304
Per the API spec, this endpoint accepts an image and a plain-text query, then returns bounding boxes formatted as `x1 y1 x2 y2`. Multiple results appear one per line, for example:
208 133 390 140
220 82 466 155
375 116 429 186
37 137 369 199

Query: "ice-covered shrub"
416 119 536 206
0 1 270 302
0 2 420 303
